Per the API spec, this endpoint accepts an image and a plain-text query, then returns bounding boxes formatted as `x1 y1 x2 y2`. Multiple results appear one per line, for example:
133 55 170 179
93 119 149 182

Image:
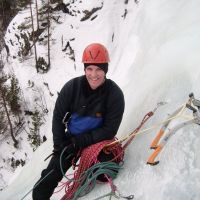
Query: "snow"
1 0 200 199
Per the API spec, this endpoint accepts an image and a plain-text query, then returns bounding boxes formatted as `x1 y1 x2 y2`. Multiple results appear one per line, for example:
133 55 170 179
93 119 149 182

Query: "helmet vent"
89 50 100 61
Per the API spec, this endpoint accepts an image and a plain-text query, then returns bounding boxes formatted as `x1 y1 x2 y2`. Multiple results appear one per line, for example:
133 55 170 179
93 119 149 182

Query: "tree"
47 0 51 68
28 109 43 151
0 111 7 135
0 73 18 147
6 74 21 116
29 0 38 72
35 0 39 30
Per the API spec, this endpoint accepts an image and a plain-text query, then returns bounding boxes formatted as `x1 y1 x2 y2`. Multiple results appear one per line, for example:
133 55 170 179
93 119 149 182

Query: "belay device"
147 93 200 165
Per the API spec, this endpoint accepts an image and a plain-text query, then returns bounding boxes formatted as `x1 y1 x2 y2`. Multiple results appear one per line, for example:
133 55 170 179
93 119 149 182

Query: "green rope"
59 146 75 181
59 147 87 183
72 162 122 199
59 148 134 200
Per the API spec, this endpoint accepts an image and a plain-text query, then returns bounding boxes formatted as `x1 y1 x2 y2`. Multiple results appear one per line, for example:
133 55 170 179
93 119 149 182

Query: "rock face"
0 19 5 52
0 0 25 52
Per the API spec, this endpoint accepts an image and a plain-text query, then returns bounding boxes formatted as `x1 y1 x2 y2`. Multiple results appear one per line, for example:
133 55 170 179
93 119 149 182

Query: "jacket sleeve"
74 84 125 149
52 80 74 147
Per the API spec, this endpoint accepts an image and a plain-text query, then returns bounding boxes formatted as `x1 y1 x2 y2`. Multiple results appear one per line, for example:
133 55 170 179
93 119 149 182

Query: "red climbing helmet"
82 43 110 63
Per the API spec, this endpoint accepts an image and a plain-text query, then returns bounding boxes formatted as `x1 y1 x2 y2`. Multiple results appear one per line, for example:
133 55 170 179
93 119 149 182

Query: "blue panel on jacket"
67 113 103 135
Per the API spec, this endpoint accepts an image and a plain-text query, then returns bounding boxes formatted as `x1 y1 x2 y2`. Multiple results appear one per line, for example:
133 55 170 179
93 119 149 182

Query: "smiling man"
32 43 125 200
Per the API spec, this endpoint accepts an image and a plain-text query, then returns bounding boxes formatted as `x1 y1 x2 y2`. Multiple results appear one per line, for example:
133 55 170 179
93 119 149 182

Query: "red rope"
103 111 154 163
60 139 124 200
123 111 153 149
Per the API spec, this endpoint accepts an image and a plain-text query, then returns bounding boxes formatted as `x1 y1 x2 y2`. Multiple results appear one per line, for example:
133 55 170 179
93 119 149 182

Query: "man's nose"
90 70 97 76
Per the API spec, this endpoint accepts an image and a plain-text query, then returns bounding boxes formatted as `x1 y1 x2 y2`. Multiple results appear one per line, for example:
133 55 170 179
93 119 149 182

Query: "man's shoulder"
105 79 125 109
106 79 123 93
63 75 84 87
69 75 84 83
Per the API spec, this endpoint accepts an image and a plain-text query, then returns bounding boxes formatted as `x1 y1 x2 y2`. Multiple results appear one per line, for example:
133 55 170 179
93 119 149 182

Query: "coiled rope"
59 139 126 200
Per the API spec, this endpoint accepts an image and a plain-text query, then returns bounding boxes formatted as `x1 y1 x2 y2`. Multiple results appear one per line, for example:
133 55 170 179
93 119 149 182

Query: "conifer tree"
29 0 38 72
0 73 18 147
47 0 51 68
28 109 43 151
6 74 21 116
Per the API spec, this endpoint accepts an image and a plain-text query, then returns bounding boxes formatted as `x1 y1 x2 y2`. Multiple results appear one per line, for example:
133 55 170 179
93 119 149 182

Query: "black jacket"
52 75 125 149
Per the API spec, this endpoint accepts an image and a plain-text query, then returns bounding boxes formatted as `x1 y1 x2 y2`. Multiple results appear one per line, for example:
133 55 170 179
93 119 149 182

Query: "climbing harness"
147 93 200 165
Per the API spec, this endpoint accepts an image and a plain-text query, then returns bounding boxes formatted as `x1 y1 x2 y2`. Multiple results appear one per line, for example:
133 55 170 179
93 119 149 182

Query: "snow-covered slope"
1 0 200 199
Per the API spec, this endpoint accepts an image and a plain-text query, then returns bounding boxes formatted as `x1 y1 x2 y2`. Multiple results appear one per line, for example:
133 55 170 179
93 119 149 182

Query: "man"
32 43 125 200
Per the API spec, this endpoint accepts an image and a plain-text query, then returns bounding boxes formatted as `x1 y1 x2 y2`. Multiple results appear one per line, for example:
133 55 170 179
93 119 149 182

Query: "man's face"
85 65 106 90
